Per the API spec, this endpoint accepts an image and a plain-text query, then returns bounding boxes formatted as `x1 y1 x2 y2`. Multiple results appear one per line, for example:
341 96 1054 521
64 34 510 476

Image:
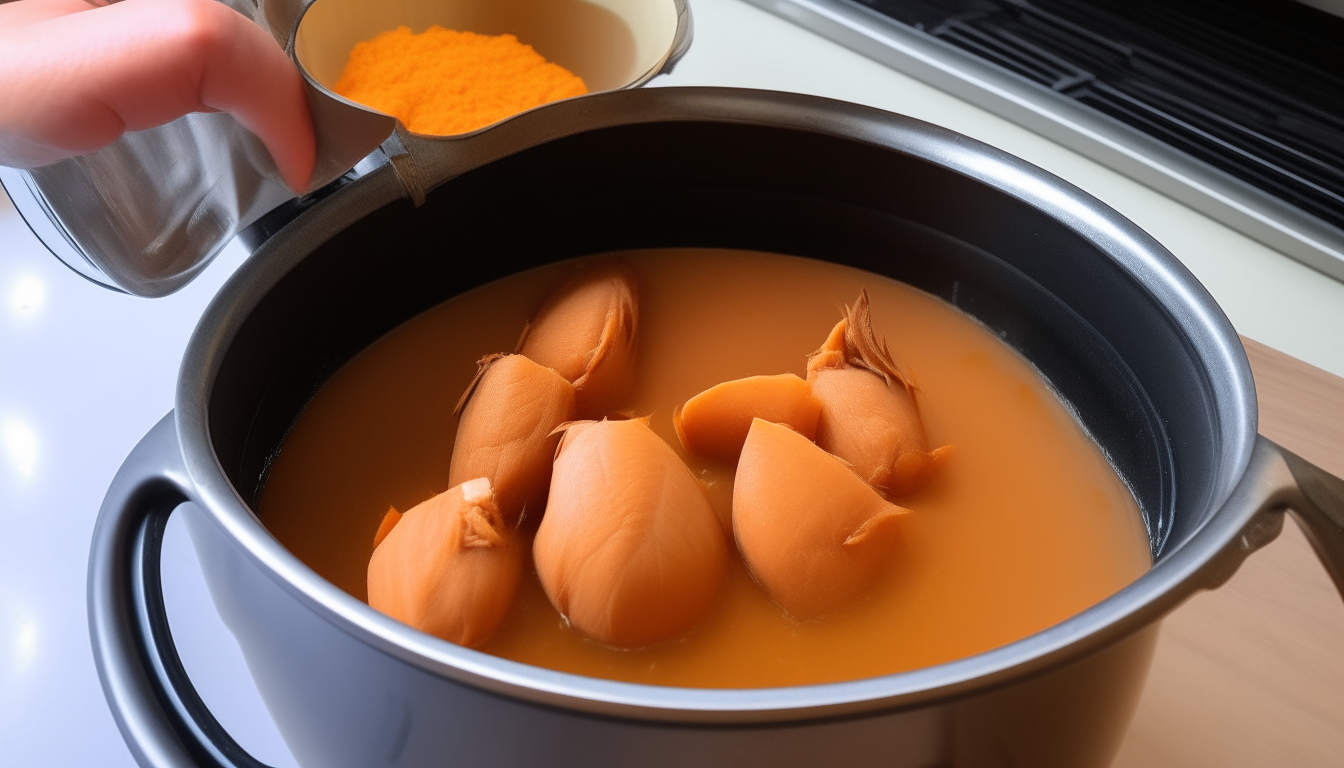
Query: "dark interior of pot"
207 114 1249 565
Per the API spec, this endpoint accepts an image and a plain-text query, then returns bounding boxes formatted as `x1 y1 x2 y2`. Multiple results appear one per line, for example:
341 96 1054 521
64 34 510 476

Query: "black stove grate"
853 0 1344 231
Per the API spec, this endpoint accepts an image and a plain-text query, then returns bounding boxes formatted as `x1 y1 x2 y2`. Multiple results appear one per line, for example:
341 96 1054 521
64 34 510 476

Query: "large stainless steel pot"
87 87 1344 768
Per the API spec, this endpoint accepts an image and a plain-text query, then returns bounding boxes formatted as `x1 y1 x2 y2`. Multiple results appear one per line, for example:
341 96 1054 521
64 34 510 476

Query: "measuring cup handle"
87 412 275 768
1269 439 1344 600
664 0 695 75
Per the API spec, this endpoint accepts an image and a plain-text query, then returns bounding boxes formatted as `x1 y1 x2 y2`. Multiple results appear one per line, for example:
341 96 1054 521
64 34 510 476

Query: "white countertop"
1 1 1340 766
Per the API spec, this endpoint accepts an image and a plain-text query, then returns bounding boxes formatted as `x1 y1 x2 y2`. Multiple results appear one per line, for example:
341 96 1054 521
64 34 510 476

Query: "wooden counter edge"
1110 336 1344 768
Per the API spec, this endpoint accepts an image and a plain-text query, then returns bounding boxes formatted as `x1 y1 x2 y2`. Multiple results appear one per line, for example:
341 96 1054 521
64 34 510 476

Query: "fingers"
0 0 316 192
0 0 98 27
169 0 317 191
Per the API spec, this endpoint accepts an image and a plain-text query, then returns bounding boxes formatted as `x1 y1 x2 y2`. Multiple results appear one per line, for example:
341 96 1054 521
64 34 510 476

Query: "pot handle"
1267 438 1344 599
87 412 275 768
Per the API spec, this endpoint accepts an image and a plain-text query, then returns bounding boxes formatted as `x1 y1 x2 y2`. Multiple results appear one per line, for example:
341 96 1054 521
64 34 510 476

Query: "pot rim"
175 86 1257 724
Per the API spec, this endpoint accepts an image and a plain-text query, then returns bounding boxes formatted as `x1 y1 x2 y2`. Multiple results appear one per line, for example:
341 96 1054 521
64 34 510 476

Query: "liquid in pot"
258 249 1151 688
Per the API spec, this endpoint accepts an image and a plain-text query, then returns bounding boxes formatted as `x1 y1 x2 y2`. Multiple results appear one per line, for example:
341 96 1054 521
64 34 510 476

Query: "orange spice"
333 26 588 136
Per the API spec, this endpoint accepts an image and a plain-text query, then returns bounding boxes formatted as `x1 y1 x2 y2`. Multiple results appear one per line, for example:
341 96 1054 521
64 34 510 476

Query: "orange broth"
257 249 1151 688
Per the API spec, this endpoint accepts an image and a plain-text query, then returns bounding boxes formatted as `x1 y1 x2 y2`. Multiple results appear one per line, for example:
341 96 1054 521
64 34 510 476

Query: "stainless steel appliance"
743 0 1344 281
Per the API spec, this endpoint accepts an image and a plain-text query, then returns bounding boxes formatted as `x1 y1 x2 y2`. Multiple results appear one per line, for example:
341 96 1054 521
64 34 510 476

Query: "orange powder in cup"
333 26 588 136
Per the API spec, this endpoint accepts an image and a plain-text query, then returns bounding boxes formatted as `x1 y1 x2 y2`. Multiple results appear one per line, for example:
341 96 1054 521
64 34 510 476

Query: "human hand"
0 0 316 192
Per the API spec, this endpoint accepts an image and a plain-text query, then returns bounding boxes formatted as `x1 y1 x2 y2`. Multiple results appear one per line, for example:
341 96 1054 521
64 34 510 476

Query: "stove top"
747 0 1344 281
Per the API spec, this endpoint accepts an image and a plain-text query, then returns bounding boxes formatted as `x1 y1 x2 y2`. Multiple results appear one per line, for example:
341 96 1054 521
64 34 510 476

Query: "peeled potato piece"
516 262 638 417
807 291 951 497
449 353 577 525
673 373 822 465
734 418 910 619
534 418 730 648
367 478 522 648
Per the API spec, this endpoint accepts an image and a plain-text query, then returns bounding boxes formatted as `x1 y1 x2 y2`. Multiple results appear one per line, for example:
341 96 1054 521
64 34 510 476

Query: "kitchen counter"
1 1 1340 765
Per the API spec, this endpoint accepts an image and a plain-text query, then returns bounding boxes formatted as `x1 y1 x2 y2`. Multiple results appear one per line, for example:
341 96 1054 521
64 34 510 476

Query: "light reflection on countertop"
2 417 39 480
9 603 37 676
8 275 45 320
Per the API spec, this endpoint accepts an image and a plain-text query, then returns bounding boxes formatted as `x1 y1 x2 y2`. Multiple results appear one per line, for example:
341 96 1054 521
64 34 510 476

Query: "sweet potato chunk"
807 291 951 497
734 418 910 619
372 505 402 550
533 418 729 647
449 353 577 525
516 262 638 417
367 478 522 648
673 373 822 464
